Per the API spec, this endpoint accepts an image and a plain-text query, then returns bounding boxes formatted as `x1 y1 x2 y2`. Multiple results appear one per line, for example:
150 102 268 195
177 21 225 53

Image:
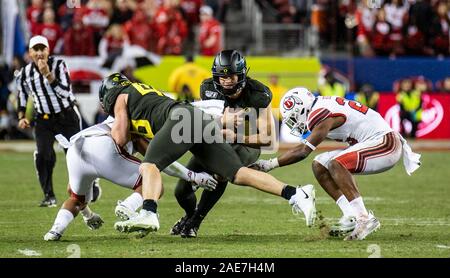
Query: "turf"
0 151 449 258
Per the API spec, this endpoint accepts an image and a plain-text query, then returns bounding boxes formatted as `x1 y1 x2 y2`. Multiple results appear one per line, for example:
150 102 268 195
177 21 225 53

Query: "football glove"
189 171 218 191
249 158 279 172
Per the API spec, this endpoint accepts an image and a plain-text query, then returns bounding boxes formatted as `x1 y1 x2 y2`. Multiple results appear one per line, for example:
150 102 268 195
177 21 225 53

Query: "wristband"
269 158 279 169
302 139 317 151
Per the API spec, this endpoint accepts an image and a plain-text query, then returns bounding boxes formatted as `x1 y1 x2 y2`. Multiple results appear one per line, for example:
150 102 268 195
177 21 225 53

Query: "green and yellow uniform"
200 77 273 164
103 81 244 181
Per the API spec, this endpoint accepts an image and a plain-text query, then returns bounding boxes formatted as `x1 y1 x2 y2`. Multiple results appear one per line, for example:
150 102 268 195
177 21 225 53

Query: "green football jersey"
125 82 178 139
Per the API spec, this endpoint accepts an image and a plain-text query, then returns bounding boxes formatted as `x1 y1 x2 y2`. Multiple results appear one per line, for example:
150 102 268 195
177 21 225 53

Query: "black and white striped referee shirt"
16 56 76 115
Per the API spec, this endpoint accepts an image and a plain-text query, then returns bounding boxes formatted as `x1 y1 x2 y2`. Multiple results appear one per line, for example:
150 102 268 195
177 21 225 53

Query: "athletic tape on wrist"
302 139 317 151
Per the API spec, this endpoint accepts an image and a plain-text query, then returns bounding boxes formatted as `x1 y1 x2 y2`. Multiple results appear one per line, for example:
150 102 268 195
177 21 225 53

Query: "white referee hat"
29 35 49 49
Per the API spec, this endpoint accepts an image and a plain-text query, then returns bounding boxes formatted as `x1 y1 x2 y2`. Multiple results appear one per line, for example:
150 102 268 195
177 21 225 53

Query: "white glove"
83 213 104 230
249 158 279 172
189 171 218 191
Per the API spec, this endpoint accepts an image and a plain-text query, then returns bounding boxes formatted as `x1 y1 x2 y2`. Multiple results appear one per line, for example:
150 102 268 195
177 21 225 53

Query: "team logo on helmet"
283 96 301 110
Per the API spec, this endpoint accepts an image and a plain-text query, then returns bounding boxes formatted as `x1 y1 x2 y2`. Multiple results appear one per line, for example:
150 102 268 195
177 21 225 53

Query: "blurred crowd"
26 0 226 56
258 0 450 57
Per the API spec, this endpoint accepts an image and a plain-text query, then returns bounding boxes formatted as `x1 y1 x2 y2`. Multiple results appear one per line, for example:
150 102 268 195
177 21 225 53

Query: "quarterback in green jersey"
99 72 316 237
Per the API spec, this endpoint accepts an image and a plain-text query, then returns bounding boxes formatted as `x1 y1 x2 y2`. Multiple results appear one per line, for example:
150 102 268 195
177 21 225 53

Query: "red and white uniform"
308 96 403 174
57 117 141 202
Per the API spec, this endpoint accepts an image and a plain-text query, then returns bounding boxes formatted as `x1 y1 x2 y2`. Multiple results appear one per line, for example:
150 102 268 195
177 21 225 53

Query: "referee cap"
29 35 50 50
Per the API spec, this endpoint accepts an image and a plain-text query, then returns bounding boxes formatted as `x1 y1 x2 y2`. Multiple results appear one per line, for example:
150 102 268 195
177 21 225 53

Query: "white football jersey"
56 116 133 154
306 96 392 144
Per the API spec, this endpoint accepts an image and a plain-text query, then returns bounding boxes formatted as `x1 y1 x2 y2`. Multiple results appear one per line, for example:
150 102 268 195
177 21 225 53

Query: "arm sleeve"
162 161 191 181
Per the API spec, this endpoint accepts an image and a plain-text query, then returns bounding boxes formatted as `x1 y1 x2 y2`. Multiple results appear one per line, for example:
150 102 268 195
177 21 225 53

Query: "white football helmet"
279 87 316 136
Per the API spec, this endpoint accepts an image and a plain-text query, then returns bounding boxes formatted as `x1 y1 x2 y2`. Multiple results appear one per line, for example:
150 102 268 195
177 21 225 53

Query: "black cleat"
39 196 57 207
170 215 189 235
180 217 202 238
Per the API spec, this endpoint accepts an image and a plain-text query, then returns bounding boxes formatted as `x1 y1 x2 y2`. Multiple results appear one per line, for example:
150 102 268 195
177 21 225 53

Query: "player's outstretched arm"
250 117 336 172
162 161 218 191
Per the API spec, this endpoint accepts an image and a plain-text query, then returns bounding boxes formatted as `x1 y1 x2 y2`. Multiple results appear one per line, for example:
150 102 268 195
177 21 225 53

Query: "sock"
281 185 297 200
50 209 74 234
349 197 369 218
336 195 355 217
174 180 197 217
142 199 158 213
195 181 228 220
80 206 93 220
121 192 143 212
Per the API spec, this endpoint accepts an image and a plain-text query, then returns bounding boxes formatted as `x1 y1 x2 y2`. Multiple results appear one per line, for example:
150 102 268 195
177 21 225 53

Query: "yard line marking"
18 249 41 256
436 245 450 249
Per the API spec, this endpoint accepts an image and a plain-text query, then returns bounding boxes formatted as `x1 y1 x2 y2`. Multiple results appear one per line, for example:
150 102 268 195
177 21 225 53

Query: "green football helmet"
99 73 130 115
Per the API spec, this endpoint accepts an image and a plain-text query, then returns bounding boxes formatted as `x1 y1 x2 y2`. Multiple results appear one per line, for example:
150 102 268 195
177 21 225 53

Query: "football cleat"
170 215 189 235
43 231 62 241
180 217 202 238
114 209 159 237
115 200 138 221
329 215 357 237
83 213 104 230
39 196 57 208
289 184 316 227
344 211 380 241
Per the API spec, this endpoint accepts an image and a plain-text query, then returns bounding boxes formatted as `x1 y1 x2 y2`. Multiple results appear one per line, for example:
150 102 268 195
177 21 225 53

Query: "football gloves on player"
249 158 279 173
189 171 218 191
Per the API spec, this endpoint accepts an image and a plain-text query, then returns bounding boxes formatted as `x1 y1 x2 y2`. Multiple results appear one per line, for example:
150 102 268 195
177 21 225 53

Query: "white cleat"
114 210 159 237
329 215 357 237
289 184 316 227
344 211 380 241
43 231 62 241
115 200 138 221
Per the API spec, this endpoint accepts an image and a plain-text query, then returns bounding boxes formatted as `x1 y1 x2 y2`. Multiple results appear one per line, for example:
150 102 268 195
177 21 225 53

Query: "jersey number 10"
335 97 369 114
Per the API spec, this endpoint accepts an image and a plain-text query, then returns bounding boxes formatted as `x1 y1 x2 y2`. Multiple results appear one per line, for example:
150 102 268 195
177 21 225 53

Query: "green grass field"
0 150 449 258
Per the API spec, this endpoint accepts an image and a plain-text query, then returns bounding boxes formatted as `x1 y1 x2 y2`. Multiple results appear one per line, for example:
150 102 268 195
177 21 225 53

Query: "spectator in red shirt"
124 9 153 50
27 0 43 31
199 5 222 56
63 15 96 56
153 0 188 55
98 24 130 61
33 8 63 54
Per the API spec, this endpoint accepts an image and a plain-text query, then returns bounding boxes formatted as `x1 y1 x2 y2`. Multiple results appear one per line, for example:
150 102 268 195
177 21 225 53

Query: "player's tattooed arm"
111 94 130 147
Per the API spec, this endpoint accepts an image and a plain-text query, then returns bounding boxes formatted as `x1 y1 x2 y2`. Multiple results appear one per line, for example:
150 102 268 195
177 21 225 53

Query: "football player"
101 73 316 237
171 50 278 238
251 87 421 240
43 116 218 241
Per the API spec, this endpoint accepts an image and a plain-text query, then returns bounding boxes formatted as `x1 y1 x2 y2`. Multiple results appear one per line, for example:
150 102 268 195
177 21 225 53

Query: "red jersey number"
335 97 368 114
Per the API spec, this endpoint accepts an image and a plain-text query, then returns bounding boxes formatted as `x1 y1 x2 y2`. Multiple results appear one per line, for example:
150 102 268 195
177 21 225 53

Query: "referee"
16 35 100 207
